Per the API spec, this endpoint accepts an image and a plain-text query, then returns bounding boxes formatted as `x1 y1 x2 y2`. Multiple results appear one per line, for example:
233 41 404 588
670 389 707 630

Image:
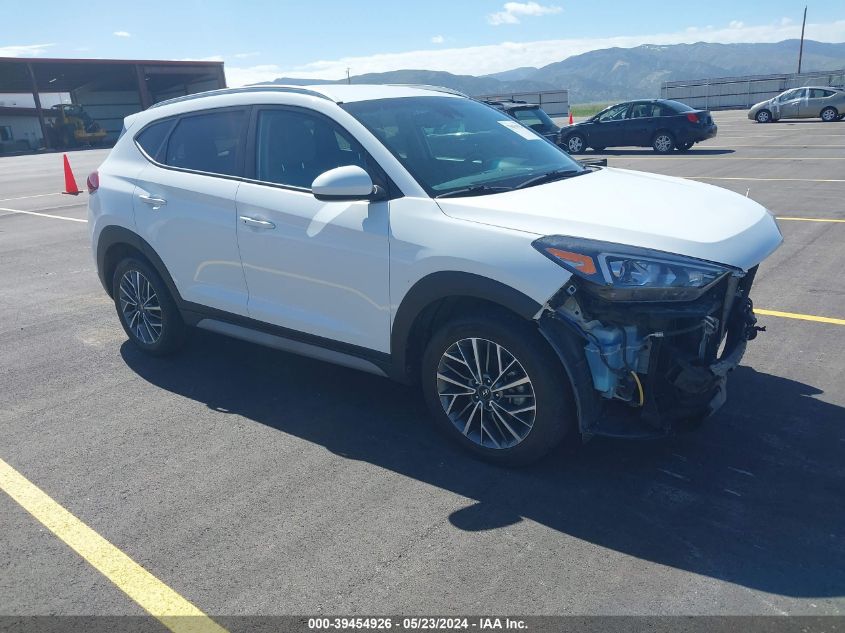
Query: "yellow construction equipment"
46 104 107 149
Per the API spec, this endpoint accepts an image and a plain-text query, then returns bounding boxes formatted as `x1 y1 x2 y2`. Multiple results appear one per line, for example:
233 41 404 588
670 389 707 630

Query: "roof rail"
384 84 468 98
149 85 332 109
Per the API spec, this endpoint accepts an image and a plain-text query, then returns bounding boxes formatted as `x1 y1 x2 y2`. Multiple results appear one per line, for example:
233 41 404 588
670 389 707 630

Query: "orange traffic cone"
569 111 574 125
62 154 82 195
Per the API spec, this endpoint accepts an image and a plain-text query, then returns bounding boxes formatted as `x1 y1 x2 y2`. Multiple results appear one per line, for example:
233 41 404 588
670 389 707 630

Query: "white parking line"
613 156 845 160
0 192 65 203
0 206 87 223
684 176 845 183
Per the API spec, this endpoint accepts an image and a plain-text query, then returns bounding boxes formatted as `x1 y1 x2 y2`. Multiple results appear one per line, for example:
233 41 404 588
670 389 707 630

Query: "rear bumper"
685 124 717 143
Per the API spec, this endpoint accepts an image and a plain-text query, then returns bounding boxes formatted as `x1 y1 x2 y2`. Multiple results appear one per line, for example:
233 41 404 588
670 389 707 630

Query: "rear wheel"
421 312 574 465
112 257 186 356
565 133 586 154
756 109 772 123
821 106 839 122
652 131 675 153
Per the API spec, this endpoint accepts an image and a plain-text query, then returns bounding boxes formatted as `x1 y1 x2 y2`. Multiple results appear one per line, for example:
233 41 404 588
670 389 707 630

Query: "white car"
88 84 782 465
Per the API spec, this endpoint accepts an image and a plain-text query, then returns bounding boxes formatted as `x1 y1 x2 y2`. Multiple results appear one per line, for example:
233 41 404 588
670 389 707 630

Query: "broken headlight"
532 236 735 301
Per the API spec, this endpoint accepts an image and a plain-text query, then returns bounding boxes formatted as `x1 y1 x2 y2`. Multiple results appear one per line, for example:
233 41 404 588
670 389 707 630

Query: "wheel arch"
390 272 543 384
97 225 182 305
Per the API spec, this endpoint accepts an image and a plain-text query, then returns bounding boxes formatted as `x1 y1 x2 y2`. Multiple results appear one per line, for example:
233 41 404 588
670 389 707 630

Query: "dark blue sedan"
560 99 717 154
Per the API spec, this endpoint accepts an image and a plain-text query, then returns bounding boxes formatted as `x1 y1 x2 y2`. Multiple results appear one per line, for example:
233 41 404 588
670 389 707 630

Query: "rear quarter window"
135 119 174 162
163 109 248 177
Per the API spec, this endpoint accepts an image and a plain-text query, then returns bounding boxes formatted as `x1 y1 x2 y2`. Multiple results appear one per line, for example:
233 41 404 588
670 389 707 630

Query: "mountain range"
267 39 845 104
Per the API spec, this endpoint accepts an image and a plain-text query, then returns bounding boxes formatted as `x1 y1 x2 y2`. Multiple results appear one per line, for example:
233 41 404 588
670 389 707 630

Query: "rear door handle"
138 194 167 209
239 215 276 229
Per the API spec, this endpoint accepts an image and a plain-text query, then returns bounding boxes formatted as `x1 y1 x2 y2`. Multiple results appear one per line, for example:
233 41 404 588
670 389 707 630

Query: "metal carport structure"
0 57 226 150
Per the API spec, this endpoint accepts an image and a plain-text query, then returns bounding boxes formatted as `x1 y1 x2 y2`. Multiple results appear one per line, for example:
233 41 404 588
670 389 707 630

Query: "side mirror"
312 165 383 202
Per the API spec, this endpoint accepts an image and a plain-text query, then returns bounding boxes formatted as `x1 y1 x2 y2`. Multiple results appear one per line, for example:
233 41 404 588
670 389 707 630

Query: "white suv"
89 84 782 464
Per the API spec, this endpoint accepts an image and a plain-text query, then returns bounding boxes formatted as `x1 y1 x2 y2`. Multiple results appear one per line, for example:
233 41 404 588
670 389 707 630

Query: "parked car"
748 86 845 123
89 84 781 465
483 99 561 143
560 99 717 154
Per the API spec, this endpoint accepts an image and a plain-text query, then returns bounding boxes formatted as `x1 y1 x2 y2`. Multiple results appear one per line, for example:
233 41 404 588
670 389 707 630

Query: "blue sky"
3 1 844 85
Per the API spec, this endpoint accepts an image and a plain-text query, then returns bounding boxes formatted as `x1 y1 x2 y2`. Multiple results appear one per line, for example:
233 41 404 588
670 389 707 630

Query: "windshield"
511 106 557 130
662 100 694 113
342 97 583 197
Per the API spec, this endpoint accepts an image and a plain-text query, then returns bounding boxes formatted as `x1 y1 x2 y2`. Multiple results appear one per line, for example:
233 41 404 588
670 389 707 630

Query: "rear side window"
810 88 834 98
135 120 173 162
164 109 248 177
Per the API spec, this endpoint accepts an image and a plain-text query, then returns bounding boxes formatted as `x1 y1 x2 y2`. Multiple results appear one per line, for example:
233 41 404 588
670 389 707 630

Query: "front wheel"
821 106 839 122
112 257 186 356
652 132 675 153
565 133 586 154
756 109 772 123
421 312 574 465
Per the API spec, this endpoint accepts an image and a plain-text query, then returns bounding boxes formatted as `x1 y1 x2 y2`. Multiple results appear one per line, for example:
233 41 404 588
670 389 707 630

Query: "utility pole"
346 68 351 85
798 5 807 74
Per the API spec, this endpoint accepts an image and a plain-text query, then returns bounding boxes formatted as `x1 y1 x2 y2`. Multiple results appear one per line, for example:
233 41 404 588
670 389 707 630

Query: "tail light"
87 170 99 193
686 113 700 123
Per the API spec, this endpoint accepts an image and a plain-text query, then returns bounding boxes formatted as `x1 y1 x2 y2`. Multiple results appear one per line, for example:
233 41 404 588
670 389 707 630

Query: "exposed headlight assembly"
533 236 737 301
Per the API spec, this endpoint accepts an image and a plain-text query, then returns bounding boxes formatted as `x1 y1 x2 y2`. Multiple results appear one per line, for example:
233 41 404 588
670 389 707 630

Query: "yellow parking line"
0 457 228 633
776 216 845 223
756 309 845 326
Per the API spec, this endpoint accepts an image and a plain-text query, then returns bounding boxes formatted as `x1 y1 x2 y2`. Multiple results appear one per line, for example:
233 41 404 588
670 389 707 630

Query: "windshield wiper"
435 184 513 199
514 169 587 190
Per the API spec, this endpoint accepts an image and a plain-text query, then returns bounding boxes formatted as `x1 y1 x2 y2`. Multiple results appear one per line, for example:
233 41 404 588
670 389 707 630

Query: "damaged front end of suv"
534 236 768 438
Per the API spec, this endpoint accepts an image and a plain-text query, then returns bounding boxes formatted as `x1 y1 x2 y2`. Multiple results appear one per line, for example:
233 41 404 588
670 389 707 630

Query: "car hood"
435 167 783 271
749 99 773 112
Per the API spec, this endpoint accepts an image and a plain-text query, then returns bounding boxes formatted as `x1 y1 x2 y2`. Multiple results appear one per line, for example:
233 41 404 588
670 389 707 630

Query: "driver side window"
597 104 629 122
255 109 367 189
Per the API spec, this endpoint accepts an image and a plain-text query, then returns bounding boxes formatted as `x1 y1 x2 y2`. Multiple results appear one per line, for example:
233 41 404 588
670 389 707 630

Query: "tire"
421 311 575 466
678 141 694 151
652 131 675 154
565 133 586 154
821 106 839 122
755 109 772 123
112 257 186 356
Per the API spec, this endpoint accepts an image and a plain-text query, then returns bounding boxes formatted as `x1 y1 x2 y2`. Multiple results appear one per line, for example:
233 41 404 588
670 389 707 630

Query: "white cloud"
225 64 286 87
180 55 225 62
431 35 445 44
488 2 562 26
0 43 54 57
234 51 261 59
113 31 131 37
223 18 845 87
729 20 744 29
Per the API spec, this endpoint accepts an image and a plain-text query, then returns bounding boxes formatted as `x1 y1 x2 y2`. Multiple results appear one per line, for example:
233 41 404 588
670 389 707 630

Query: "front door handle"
138 194 167 210
239 215 276 229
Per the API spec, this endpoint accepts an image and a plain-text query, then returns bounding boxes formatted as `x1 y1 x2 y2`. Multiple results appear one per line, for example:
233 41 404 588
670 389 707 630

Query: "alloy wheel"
567 136 584 153
757 111 770 123
119 269 163 345
654 134 673 152
436 337 536 449
821 108 837 122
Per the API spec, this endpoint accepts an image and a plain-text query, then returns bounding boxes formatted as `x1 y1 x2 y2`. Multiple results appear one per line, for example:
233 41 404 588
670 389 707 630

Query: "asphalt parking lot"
1 109 844 627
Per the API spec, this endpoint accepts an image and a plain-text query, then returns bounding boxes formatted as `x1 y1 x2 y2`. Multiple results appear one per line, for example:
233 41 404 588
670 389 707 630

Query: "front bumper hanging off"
538 269 764 439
